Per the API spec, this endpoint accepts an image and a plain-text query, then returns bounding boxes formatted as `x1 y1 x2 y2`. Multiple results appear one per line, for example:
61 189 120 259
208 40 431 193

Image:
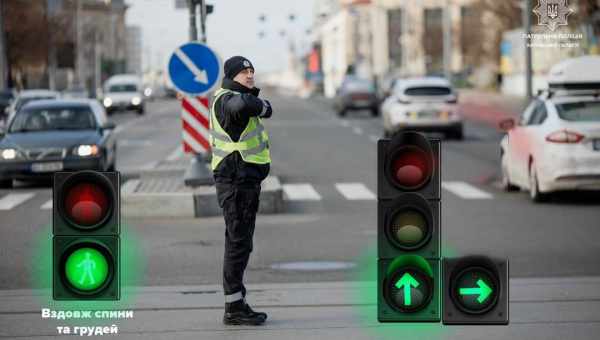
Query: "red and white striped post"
181 95 211 155
181 94 214 186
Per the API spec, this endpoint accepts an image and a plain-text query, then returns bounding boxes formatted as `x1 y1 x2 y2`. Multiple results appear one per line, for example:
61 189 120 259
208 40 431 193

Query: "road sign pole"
188 0 198 41
199 0 207 43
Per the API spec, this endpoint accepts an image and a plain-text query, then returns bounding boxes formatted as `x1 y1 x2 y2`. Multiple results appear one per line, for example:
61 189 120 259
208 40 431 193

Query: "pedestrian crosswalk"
0 181 496 212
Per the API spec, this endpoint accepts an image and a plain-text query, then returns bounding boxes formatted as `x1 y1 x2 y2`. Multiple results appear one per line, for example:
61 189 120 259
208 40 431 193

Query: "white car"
499 56 600 201
101 74 145 115
381 77 463 139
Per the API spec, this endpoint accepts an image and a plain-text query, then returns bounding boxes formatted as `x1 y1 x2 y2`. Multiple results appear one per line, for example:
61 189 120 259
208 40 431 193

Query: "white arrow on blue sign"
168 42 222 96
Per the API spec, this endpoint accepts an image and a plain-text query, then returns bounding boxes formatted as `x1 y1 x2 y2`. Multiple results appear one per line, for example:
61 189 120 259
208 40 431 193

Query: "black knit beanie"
224 56 254 79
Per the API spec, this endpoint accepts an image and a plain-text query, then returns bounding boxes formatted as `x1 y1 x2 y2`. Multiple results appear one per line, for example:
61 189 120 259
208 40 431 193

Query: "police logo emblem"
533 0 574 32
243 60 251 67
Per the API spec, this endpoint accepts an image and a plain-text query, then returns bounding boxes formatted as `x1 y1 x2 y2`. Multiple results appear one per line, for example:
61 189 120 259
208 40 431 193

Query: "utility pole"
443 0 452 80
75 0 83 88
523 0 533 98
0 0 7 90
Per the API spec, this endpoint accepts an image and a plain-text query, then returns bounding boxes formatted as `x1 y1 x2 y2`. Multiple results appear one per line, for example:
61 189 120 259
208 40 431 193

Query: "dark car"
0 89 15 122
0 99 117 188
334 77 379 117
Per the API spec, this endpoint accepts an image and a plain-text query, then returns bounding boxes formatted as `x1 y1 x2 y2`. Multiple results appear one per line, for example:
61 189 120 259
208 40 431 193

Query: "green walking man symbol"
65 247 109 291
77 252 97 285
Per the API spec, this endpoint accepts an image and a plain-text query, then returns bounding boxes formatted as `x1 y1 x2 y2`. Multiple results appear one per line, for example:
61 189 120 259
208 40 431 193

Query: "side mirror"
102 122 116 130
498 118 515 132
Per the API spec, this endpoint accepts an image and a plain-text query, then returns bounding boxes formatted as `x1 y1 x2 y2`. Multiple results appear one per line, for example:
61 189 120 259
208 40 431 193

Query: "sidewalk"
1 277 599 339
458 89 529 128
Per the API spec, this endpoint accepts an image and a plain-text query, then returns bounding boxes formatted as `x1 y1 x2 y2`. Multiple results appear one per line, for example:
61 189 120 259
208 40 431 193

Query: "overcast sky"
125 0 316 75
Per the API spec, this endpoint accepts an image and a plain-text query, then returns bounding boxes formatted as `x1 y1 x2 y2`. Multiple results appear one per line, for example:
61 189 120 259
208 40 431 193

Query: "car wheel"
501 154 519 192
371 107 379 117
0 178 13 189
337 108 346 117
447 126 464 140
529 160 549 202
137 107 145 115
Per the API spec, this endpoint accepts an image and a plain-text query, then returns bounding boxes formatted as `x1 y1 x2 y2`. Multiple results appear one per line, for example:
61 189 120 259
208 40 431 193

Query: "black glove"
259 99 273 118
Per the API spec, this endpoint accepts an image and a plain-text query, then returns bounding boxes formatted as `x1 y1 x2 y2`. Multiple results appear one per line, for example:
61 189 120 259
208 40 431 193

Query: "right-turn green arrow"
395 272 420 306
459 279 493 303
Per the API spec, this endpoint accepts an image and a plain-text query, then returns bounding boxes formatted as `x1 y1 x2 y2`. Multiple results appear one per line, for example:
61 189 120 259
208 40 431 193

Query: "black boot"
223 300 267 325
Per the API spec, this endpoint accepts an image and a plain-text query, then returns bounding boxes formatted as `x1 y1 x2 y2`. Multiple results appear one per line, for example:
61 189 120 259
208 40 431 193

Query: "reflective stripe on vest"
210 88 271 170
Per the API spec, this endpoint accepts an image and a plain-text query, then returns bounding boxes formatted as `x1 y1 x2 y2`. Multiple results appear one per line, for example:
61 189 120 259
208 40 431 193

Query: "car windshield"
15 96 56 111
555 101 600 122
404 86 452 96
9 106 96 132
343 80 374 92
108 84 138 92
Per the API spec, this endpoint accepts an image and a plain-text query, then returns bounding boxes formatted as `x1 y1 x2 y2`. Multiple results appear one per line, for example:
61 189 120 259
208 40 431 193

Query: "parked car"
334 77 379 117
381 77 463 139
5 89 60 121
499 56 600 202
0 99 117 188
101 74 145 115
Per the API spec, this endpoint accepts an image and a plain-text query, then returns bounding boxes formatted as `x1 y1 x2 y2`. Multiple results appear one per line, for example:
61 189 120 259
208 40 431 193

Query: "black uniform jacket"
212 78 271 184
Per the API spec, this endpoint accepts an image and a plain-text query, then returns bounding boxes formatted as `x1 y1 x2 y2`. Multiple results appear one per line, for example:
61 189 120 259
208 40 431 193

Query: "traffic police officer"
210 56 272 325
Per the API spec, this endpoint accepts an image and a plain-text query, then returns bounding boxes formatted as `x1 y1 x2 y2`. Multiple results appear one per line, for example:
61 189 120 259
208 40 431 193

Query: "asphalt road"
1 92 599 290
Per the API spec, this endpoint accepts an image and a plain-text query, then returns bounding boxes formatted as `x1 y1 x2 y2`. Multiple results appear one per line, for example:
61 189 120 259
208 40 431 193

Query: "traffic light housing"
377 131 441 323
53 171 120 300
443 256 509 325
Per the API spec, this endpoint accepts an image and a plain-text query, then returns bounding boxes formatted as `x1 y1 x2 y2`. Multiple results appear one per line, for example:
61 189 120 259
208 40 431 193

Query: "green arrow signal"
459 279 493 303
395 272 420 306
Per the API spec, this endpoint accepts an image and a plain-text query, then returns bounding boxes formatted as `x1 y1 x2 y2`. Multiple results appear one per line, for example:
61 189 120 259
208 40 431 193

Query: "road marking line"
121 179 140 195
40 199 53 210
0 193 36 210
282 184 322 201
118 139 153 147
335 183 376 200
352 127 363 135
442 181 493 199
340 120 350 127
166 146 185 161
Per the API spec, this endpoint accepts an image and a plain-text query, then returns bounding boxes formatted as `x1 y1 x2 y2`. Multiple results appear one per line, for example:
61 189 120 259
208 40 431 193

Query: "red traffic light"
58 171 115 230
390 146 431 189
64 182 109 227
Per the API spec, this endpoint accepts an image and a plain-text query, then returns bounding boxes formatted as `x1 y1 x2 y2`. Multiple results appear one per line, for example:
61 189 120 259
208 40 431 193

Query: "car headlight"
0 148 17 160
73 145 99 157
131 97 142 106
103 98 113 107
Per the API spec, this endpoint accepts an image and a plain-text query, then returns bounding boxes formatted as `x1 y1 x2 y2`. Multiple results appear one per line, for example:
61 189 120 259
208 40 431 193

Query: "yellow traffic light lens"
389 210 429 249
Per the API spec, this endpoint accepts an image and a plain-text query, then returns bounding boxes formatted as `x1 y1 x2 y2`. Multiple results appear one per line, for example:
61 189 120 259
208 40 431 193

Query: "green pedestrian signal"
377 132 441 323
443 256 509 325
53 171 120 300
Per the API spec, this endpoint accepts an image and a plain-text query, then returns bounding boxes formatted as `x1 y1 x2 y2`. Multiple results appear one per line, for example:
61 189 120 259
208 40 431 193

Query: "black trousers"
215 181 261 301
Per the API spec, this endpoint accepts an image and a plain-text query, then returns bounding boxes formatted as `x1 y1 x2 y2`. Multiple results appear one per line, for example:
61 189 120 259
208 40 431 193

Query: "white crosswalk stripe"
40 199 53 210
335 183 376 200
0 193 36 210
282 184 322 201
442 181 493 199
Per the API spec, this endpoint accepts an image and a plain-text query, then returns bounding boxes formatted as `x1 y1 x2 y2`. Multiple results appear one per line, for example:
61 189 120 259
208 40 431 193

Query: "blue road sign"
168 42 222 96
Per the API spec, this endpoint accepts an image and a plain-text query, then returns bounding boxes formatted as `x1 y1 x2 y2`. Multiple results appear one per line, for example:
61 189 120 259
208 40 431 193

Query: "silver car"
381 77 463 139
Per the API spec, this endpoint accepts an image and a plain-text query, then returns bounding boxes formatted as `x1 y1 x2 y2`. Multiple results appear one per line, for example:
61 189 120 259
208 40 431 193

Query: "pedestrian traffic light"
53 171 120 300
443 256 509 325
377 131 441 322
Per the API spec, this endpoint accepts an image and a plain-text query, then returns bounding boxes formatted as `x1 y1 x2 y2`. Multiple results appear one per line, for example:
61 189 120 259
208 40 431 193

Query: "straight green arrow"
459 279 493 303
395 272 420 306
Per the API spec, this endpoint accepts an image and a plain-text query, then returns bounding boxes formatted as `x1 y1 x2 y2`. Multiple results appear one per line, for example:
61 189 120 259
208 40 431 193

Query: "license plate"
419 110 438 118
31 162 63 173
594 139 600 151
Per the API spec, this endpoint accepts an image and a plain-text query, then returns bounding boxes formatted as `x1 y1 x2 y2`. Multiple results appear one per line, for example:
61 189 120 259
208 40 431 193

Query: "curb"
122 176 284 218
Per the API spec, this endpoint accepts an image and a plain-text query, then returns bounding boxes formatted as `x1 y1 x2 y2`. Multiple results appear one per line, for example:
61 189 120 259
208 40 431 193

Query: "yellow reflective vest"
210 88 271 170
